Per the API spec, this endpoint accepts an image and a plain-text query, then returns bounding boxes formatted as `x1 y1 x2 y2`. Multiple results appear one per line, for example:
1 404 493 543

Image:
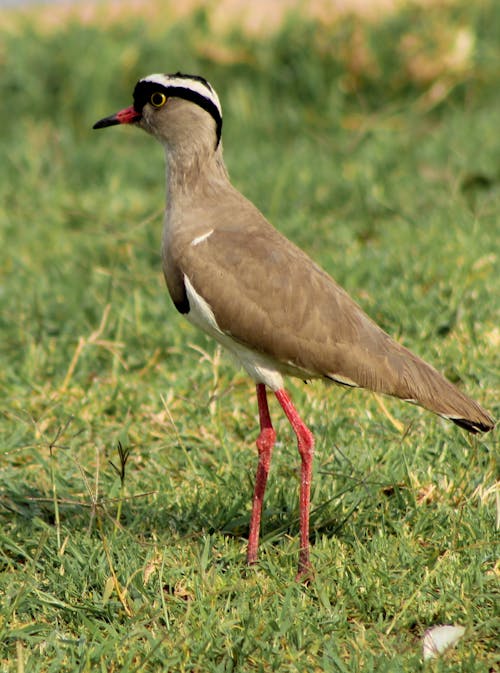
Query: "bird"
93 72 495 580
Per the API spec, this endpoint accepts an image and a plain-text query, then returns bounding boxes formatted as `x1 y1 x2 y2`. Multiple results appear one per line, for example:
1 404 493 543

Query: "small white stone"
423 624 466 660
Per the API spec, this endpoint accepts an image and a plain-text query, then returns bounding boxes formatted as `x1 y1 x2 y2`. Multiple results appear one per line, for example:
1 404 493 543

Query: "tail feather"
389 344 495 434
447 416 494 434
327 336 495 434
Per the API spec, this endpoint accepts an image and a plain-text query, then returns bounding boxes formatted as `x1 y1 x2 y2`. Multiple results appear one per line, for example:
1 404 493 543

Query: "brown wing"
167 193 494 433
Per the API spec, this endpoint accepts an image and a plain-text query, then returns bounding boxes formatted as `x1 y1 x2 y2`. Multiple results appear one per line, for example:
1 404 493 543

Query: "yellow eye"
150 92 167 108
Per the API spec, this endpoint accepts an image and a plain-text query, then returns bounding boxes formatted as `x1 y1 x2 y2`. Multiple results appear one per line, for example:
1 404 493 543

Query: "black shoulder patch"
174 294 190 315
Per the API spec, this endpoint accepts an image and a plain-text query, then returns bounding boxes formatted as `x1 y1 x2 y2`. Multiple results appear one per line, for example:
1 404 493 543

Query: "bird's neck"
163 142 229 202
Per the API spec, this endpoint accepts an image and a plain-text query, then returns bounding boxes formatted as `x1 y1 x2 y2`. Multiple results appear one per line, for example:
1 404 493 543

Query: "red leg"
274 388 315 580
247 383 276 565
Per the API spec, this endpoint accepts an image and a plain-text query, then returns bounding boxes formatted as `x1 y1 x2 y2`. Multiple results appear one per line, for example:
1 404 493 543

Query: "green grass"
1 3 499 671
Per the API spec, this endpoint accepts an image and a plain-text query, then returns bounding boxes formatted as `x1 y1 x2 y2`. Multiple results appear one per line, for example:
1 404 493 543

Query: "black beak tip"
92 114 120 130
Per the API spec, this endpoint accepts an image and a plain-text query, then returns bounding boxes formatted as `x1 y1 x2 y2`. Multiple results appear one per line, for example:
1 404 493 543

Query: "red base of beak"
93 105 141 129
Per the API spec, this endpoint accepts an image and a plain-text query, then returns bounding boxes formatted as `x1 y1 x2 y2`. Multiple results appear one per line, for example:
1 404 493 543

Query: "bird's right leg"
247 383 276 565
274 388 315 581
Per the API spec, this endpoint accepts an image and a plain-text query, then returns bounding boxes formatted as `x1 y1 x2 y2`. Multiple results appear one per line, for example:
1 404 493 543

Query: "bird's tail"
390 344 495 434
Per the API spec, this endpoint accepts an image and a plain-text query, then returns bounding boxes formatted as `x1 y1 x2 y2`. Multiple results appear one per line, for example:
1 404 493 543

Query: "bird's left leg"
274 388 315 581
247 383 276 565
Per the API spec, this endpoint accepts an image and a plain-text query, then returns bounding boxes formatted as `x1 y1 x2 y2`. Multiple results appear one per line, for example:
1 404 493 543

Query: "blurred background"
1 1 498 671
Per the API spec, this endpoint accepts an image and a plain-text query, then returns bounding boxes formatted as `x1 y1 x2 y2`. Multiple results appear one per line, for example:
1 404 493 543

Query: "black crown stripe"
133 80 222 148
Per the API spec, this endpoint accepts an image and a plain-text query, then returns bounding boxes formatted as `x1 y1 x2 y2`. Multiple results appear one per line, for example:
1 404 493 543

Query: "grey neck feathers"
164 140 229 200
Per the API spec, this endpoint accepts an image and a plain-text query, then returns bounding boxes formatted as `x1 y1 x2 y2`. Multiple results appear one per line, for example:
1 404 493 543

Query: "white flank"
183 274 284 390
141 73 222 117
191 230 214 247
183 274 221 334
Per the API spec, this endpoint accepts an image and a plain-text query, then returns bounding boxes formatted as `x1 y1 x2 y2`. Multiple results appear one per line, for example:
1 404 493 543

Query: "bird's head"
93 72 223 151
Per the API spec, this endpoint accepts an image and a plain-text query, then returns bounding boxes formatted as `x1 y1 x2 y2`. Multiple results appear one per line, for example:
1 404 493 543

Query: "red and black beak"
93 105 141 129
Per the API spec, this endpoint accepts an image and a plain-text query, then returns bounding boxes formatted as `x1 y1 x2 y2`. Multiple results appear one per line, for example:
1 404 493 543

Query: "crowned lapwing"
94 73 495 579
